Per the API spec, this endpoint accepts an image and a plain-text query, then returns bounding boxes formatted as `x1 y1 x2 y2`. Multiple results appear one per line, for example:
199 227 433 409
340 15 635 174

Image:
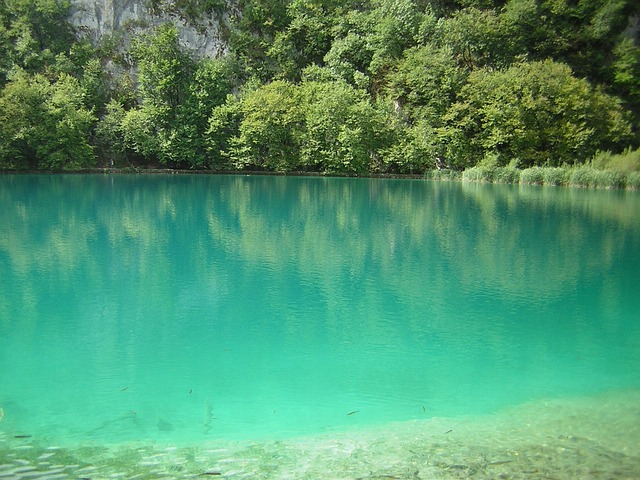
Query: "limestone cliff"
68 0 227 57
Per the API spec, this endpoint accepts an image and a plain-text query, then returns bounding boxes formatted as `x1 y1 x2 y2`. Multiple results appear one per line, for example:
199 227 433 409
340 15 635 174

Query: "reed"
519 167 545 185
452 161 640 189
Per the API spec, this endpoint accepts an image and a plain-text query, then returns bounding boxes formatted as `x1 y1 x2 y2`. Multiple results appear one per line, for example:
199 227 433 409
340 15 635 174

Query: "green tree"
206 94 243 169
267 0 339 81
323 10 375 88
387 44 466 125
367 0 423 78
122 24 196 165
131 23 194 119
0 70 95 170
227 0 292 80
497 0 635 84
230 80 304 171
94 99 129 167
437 7 506 69
300 79 388 173
439 60 633 168
612 37 640 113
165 56 240 168
0 0 75 76
382 116 442 173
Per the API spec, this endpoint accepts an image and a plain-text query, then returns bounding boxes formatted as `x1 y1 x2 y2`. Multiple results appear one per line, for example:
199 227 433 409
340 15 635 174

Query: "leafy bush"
519 167 545 185
626 172 640 190
493 166 520 184
569 166 597 187
0 71 96 170
591 147 640 172
542 167 570 186
592 169 627 189
426 169 462 181
440 60 633 168
462 166 491 182
569 166 628 188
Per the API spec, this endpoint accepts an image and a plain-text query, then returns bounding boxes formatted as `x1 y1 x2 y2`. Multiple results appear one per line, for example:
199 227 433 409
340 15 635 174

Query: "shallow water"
0 389 638 478
1 174 639 477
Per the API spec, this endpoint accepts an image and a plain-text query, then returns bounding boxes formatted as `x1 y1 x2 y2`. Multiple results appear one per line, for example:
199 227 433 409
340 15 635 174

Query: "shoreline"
0 167 427 180
2 166 639 190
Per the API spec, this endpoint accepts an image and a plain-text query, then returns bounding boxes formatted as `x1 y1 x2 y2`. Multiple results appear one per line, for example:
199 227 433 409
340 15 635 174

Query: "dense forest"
1 0 640 181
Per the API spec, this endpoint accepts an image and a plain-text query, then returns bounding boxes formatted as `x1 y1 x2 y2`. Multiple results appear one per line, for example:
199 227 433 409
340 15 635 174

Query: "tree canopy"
0 0 638 173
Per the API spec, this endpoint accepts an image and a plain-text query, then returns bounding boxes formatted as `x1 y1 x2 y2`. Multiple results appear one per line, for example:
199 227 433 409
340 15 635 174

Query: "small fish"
121 387 128 392
189 389 193 394
13 435 32 439
198 472 222 476
347 410 359 416
422 405 426 412
444 429 453 434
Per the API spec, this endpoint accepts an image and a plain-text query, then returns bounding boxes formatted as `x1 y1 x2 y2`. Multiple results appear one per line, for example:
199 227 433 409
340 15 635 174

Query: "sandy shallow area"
1 389 639 479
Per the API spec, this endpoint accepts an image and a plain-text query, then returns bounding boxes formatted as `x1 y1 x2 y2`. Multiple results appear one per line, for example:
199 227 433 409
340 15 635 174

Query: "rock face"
68 0 227 57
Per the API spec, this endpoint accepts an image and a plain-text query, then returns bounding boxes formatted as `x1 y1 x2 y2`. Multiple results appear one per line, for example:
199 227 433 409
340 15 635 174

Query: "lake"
1 174 639 478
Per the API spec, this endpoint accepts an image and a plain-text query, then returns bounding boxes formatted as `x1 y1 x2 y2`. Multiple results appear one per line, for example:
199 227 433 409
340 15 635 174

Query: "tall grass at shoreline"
427 149 640 189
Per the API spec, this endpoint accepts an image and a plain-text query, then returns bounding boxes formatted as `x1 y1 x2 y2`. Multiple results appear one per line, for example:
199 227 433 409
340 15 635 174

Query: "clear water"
1 174 639 452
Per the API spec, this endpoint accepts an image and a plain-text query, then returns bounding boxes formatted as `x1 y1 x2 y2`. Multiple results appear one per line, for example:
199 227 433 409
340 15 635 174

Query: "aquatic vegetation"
457 164 640 189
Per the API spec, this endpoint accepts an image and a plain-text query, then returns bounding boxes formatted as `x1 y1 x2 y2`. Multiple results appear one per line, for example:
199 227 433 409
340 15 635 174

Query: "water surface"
1 175 639 451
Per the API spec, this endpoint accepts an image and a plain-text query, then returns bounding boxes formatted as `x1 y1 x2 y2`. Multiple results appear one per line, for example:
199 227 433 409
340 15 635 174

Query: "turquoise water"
1 174 639 449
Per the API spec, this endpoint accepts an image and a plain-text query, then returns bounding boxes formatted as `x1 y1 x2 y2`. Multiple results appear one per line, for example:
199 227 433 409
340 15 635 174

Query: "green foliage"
437 7 505 69
592 147 640 172
382 117 441 173
121 104 164 161
0 70 95 169
206 94 243 169
612 37 640 109
440 60 633 168
626 172 640 190
0 0 639 182
301 79 390 173
324 13 375 88
519 166 545 185
131 24 193 117
227 0 292 80
542 167 570 186
121 23 235 167
0 0 75 77
172 56 240 167
367 0 423 76
211 78 391 174
387 44 466 124
461 154 502 182
230 80 303 171
497 0 633 83
95 99 128 166
457 163 639 189
267 0 336 81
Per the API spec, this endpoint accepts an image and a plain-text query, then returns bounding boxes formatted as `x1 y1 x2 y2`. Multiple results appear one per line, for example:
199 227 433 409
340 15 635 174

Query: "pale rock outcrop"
68 0 227 57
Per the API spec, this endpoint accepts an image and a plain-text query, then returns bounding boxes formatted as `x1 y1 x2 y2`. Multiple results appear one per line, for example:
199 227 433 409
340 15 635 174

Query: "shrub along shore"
433 165 640 189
